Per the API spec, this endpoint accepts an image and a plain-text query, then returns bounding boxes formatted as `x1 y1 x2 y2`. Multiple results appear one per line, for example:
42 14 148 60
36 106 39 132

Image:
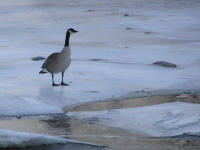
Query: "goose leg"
51 73 59 86
61 72 69 86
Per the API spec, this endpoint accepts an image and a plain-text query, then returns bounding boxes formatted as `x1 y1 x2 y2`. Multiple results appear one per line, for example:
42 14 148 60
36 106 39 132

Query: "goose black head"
65 28 78 46
67 28 78 34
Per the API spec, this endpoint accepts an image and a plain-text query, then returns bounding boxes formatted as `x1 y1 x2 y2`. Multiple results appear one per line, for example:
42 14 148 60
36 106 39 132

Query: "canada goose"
39 28 78 86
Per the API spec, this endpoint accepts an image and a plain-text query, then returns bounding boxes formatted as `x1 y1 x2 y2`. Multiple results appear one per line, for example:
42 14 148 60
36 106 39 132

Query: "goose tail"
39 69 48 74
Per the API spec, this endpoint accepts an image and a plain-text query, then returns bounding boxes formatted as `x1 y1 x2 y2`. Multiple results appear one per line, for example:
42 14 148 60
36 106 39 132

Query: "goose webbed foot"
61 82 69 86
52 83 59 86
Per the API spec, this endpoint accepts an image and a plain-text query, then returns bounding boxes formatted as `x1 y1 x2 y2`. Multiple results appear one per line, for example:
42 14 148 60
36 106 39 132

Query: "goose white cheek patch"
69 30 74 34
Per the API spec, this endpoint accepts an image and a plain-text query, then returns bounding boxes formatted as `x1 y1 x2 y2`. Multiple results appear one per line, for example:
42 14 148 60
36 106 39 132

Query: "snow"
68 102 200 137
0 94 62 116
0 129 78 148
0 0 199 116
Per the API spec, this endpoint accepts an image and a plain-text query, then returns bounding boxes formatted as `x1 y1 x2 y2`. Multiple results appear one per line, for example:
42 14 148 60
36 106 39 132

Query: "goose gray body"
42 46 71 74
40 28 78 86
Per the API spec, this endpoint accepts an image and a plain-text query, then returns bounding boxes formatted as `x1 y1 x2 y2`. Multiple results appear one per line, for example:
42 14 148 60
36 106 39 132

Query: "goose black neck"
65 31 70 47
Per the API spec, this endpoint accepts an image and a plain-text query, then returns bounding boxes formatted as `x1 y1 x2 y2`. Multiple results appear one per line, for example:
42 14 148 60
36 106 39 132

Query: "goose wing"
41 52 59 69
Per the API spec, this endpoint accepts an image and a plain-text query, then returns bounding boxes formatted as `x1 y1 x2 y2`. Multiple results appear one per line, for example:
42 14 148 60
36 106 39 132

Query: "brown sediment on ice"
64 94 200 113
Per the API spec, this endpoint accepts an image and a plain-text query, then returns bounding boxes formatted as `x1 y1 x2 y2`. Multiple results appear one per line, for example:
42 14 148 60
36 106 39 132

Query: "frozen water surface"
68 102 200 137
0 0 200 148
0 0 199 116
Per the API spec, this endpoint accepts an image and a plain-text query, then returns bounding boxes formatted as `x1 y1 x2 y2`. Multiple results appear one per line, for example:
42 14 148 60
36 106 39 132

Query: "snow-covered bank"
0 0 199 116
0 129 69 148
68 102 200 137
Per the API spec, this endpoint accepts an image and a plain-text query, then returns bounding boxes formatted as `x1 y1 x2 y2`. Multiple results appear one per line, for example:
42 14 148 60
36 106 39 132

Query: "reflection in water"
38 86 75 108
41 115 71 136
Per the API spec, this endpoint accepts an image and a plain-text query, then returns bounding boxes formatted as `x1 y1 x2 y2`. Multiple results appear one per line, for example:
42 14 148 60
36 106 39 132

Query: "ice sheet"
0 129 72 148
0 0 200 116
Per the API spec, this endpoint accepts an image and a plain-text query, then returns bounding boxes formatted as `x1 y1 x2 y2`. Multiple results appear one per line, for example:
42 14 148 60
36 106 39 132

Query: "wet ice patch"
152 61 177 68
68 102 200 137
31 56 45 61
